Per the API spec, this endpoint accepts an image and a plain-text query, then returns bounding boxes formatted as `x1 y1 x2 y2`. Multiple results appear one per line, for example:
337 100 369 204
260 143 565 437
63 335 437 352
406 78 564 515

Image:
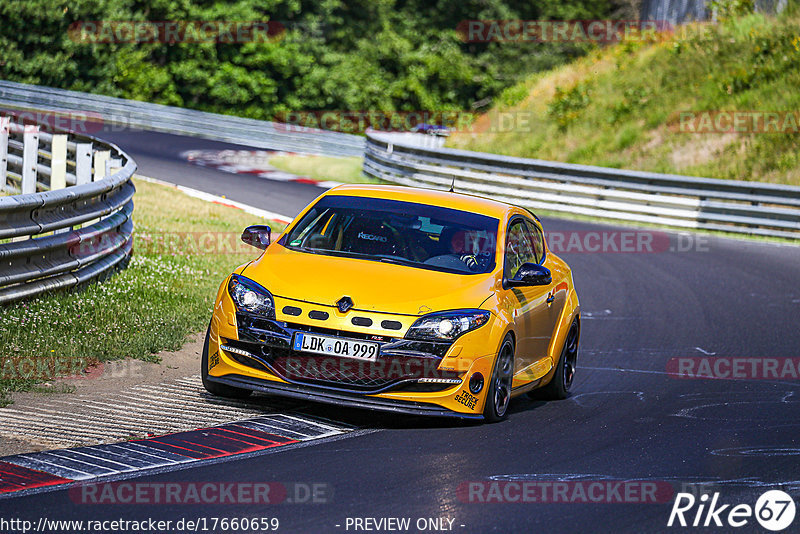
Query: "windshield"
280 195 499 274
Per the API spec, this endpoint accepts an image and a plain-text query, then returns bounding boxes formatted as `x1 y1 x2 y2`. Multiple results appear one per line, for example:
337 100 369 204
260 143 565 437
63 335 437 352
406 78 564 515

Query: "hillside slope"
448 9 800 185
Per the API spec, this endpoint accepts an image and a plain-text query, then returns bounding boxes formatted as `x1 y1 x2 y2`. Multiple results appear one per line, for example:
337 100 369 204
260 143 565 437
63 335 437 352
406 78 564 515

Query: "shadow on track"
209 390 555 431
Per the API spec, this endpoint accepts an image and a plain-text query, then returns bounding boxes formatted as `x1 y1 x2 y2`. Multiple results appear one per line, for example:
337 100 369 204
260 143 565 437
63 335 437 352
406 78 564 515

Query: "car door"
502 217 563 386
525 219 566 367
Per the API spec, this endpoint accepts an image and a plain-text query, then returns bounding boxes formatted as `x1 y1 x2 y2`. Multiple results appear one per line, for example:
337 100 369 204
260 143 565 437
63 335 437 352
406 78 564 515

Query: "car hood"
242 245 496 316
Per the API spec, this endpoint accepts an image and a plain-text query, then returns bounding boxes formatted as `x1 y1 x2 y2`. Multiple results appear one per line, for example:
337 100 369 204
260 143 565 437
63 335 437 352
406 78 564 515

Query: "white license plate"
292 332 379 362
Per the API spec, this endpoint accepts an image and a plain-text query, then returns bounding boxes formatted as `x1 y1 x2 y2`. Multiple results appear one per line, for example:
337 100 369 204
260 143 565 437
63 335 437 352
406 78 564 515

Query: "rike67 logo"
668 490 796 531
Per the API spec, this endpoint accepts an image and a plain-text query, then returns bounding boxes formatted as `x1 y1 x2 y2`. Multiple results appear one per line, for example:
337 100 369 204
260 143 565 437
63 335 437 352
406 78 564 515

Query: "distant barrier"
640 0 787 25
0 80 364 157
364 131 800 239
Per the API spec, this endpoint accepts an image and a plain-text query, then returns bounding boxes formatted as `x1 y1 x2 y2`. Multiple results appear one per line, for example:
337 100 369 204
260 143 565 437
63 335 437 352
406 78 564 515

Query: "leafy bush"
0 0 628 120
547 82 592 131
709 0 756 19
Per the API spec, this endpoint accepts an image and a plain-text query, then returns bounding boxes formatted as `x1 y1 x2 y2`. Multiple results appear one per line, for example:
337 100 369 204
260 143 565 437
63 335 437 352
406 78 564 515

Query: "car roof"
324 184 514 219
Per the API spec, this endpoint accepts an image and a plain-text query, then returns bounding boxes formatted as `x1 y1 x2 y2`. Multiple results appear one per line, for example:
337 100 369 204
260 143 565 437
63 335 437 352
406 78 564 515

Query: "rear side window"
525 220 545 264
505 219 538 279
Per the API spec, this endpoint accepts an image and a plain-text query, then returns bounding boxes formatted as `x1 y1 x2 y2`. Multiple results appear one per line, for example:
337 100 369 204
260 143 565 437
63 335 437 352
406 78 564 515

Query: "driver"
442 228 487 272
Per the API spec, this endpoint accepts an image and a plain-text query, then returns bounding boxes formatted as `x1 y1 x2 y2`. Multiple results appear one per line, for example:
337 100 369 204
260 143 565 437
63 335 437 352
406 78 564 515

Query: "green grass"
448 9 800 186
0 178 285 405
268 154 382 184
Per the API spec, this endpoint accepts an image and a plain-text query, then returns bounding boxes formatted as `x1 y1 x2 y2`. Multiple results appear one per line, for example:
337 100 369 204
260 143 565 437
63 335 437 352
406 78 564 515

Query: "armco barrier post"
21 125 39 194
0 117 8 191
93 150 109 181
50 134 68 190
51 133 71 234
87 149 110 227
75 142 92 184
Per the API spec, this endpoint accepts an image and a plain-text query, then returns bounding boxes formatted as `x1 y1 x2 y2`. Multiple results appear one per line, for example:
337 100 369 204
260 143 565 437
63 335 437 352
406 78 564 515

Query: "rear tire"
483 334 515 423
201 324 253 399
530 318 579 401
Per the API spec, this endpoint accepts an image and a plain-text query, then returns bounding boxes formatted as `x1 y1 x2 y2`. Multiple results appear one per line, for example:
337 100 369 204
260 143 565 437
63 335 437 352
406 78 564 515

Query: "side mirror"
241 225 271 250
507 262 551 287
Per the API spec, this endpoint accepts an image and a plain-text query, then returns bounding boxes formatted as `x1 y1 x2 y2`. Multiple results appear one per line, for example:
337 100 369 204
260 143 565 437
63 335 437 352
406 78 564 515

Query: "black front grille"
222 338 459 393
269 348 458 391
351 316 373 327
271 352 396 390
230 315 456 393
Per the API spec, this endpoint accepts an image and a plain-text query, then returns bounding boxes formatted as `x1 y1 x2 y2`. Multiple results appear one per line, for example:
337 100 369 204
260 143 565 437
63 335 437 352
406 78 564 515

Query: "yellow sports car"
202 185 580 422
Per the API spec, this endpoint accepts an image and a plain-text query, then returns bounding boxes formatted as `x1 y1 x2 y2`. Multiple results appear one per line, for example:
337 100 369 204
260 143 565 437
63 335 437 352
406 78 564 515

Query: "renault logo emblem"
336 296 354 313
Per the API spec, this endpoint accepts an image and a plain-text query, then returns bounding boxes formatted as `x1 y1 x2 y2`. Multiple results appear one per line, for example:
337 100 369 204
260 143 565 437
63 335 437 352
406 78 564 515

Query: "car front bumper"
205 373 485 420
206 287 500 418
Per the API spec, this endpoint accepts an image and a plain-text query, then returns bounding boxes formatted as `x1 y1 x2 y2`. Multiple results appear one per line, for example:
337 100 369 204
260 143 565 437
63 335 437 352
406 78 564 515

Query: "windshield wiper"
379 257 422 267
293 246 322 255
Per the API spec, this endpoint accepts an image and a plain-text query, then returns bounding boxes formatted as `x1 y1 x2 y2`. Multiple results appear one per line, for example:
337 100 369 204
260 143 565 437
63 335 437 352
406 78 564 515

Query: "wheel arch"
547 287 580 362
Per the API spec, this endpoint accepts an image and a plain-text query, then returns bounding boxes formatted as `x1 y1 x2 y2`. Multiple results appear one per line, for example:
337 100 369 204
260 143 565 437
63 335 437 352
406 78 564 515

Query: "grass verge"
0 178 284 406
268 154 382 184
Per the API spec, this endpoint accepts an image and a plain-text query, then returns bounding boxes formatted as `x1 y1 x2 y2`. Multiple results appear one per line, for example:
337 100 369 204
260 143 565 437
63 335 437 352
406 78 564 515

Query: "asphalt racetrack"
2 129 799 533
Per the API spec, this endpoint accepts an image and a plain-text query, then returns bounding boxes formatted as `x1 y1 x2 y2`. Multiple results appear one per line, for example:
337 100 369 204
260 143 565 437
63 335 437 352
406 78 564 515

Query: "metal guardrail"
640 0 787 25
0 116 136 304
364 131 800 240
0 80 364 158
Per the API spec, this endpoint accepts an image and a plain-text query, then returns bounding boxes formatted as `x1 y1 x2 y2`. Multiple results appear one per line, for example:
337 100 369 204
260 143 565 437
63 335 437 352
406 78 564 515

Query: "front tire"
201 324 252 399
531 318 579 400
483 334 515 423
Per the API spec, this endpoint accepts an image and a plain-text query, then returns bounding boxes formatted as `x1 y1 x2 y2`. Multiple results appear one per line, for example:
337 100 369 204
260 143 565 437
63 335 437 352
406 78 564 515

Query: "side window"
505 219 537 279
525 220 545 264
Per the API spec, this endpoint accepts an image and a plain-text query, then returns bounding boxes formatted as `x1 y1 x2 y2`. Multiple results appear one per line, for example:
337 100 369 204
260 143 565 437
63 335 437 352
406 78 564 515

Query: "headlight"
405 310 491 341
228 274 275 318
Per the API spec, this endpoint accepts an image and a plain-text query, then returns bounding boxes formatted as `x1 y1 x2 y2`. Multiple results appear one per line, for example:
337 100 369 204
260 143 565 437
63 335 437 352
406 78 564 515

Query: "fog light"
220 344 256 358
469 372 484 394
